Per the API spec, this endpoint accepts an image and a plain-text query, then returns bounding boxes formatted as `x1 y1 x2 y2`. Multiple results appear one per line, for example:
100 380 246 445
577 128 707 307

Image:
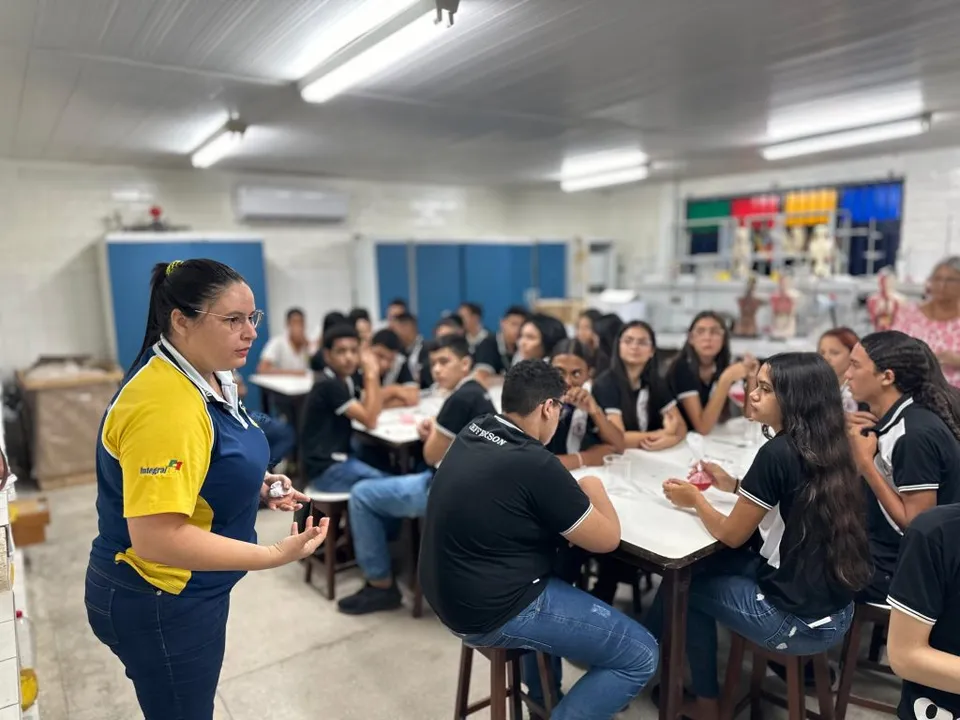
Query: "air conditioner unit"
233 185 350 223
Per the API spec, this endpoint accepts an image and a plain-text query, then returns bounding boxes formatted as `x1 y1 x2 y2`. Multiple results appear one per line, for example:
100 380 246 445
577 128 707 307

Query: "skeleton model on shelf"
784 225 807 256
732 225 753 279
809 224 836 278
867 269 904 331
734 275 766 337
769 274 799 339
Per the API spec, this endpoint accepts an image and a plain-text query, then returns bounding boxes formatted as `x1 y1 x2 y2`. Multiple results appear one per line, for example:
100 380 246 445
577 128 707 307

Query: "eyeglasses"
692 327 725 338
621 337 652 348
198 309 264 332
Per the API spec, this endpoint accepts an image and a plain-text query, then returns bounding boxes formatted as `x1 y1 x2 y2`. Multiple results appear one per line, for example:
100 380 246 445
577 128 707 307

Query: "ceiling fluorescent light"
561 149 649 179
562 165 649 193
762 116 930 161
300 0 448 104
191 121 246 169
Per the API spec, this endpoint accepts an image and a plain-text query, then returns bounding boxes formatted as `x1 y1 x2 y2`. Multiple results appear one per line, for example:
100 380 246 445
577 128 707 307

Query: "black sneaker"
337 582 403 615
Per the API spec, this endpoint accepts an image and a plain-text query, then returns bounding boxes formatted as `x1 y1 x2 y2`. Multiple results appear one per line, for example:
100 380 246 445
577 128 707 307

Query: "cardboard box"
10 498 50 547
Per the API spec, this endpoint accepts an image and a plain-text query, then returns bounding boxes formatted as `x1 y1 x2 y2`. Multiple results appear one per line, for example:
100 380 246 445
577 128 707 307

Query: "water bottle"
15 610 37 710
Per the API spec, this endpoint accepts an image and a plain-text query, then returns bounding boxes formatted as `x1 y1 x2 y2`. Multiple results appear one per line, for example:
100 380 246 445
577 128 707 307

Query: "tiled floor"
24 483 903 719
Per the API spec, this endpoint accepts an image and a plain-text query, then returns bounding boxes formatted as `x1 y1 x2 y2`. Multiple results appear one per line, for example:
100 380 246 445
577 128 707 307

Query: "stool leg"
720 634 746 720
785 657 804 720
304 555 314 584
631 572 643 616
490 651 508 720
835 609 865 720
454 645 473 720
411 519 423 618
324 507 341 600
749 652 766 720
868 623 885 663
537 652 557 714
508 655 523 720
812 654 835 720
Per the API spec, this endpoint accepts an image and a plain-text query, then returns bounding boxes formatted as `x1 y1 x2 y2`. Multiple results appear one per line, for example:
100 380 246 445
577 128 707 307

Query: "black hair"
427 333 471 360
677 310 731 372
322 323 360 350
370 328 403 352
579 308 604 326
763 353 873 592
552 337 601 371
286 307 305 323
348 307 371 323
610 321 659 430
460 302 483 318
387 298 408 310
503 305 529 320
129 259 245 375
861 331 960 441
392 311 418 326
436 315 464 332
502 360 567 416
523 313 568 360
322 311 347 334
594 313 624 362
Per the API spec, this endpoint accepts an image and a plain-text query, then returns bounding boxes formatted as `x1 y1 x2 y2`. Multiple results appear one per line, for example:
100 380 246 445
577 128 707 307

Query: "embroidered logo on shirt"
139 459 183 476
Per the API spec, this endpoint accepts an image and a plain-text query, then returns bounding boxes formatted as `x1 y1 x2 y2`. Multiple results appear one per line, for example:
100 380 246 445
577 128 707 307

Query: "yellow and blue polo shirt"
89 336 270 596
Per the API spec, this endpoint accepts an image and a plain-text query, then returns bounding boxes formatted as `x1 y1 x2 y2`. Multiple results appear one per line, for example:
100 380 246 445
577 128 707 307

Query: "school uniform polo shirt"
668 357 724 430
867 396 960 584
90 337 270 596
592 369 677 433
472 331 515 377
433 378 496 442
301 367 361 479
887 504 960 720
420 413 592 635
353 352 418 389
738 434 855 618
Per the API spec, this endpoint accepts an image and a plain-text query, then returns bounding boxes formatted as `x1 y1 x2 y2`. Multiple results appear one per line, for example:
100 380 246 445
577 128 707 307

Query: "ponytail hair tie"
165 260 183 277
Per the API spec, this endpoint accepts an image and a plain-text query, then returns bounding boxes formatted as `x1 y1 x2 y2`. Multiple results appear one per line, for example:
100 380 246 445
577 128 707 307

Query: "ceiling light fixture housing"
761 114 932 161
559 148 649 192
300 0 453 104
191 120 247 169
561 165 650 193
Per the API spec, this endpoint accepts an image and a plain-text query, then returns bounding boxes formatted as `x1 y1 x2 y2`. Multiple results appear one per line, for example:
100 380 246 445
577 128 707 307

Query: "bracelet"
576 452 584 469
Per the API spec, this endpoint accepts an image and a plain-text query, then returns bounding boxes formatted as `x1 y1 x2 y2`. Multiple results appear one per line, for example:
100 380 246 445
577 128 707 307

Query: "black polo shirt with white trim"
867 395 960 587
592 369 677 433
301 367 361 479
887 504 960 720
738 433 855 618
420 413 593 634
434 378 496 442
473 331 514 377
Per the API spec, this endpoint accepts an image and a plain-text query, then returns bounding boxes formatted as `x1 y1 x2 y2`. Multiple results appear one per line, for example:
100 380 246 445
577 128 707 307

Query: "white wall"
0 158 618 372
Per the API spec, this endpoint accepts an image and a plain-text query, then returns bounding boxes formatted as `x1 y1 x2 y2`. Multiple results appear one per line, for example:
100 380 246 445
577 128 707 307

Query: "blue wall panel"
536 243 567 299
462 244 533 328
415 244 463 332
375 243 410 318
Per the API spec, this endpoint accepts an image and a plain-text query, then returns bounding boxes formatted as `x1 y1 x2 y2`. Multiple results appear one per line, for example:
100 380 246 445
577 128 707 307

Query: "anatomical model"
867 269 904 331
785 225 807 256
734 276 765 337
770 275 799 339
809 224 836 278
732 226 753 279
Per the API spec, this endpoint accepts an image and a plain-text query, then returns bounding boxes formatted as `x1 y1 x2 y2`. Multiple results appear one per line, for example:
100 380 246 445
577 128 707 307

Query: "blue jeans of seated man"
349 470 433 581
460 578 658 720
645 549 854 699
310 457 389 493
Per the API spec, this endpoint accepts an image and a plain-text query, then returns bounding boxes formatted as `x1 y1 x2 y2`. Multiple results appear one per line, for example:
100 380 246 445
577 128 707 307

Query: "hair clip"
166 260 183 276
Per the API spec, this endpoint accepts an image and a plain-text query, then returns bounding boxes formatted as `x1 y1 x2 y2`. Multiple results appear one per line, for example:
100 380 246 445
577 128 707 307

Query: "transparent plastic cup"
603 455 632 495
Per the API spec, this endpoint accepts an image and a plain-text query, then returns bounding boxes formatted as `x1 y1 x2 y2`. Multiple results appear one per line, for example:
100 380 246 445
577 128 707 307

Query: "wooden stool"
454 644 556 720
720 632 834 720
302 493 354 599
835 603 898 719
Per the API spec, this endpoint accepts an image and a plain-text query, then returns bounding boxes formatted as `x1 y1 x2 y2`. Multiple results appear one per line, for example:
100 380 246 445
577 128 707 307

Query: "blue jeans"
310 457 389 492
350 470 433 581
646 550 854 699
460 578 659 720
84 561 229 720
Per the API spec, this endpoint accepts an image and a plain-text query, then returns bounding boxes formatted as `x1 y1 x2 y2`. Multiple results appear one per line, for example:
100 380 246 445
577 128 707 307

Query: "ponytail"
126 259 245 378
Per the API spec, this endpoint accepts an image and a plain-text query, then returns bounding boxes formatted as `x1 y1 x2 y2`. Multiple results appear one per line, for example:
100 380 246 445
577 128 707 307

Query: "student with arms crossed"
658 353 872 720
420 360 658 720
886 504 960 720
843 331 960 604
338 335 495 615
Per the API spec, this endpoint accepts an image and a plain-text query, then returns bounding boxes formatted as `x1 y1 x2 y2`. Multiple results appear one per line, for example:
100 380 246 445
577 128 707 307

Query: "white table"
571 420 765 720
247 373 313 397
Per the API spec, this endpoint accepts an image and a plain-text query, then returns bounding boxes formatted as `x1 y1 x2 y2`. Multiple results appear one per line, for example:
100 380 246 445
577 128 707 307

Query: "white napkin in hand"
268 480 291 498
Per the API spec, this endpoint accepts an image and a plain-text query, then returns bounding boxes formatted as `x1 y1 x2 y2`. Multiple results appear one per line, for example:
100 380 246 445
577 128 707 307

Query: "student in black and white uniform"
656 353 872 720
418 315 465 389
517 313 568 362
547 339 625 469
388 311 425 386
886 504 960 720
843 331 960 604
472 305 529 384
667 311 750 436
358 328 420 408
593 321 687 451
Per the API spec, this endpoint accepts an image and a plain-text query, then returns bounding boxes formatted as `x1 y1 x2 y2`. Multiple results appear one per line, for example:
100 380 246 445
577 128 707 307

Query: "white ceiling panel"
3 0 960 184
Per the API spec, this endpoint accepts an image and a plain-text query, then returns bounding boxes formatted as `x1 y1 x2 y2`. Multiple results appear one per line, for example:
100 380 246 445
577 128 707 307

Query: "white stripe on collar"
877 396 914 434
323 365 356 397
495 415 522 432
155 336 246 426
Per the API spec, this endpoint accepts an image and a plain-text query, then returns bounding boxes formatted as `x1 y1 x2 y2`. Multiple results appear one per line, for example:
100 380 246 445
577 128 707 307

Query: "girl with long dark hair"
667 311 749 435
656 353 872 720
842 331 960 603
517 313 568 362
592 321 686 451
576 308 604 351
86 260 327 719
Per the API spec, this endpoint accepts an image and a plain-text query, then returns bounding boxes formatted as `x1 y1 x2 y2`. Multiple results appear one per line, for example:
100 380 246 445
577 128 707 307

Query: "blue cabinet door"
376 243 411 318
462 244 533 327
536 243 567 299
415 244 463 332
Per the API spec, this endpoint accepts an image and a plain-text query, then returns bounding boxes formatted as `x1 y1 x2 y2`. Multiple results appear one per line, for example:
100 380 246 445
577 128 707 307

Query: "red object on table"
687 464 714 491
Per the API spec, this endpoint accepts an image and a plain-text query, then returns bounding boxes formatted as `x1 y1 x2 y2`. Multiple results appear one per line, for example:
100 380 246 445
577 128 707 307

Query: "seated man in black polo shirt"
363 328 419 408
338 334 496 615
887 504 960 720
420 360 659 719
472 305 528 386
419 316 466 389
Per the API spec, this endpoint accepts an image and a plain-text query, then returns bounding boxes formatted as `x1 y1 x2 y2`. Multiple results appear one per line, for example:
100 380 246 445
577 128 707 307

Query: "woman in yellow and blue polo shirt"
85 259 328 720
